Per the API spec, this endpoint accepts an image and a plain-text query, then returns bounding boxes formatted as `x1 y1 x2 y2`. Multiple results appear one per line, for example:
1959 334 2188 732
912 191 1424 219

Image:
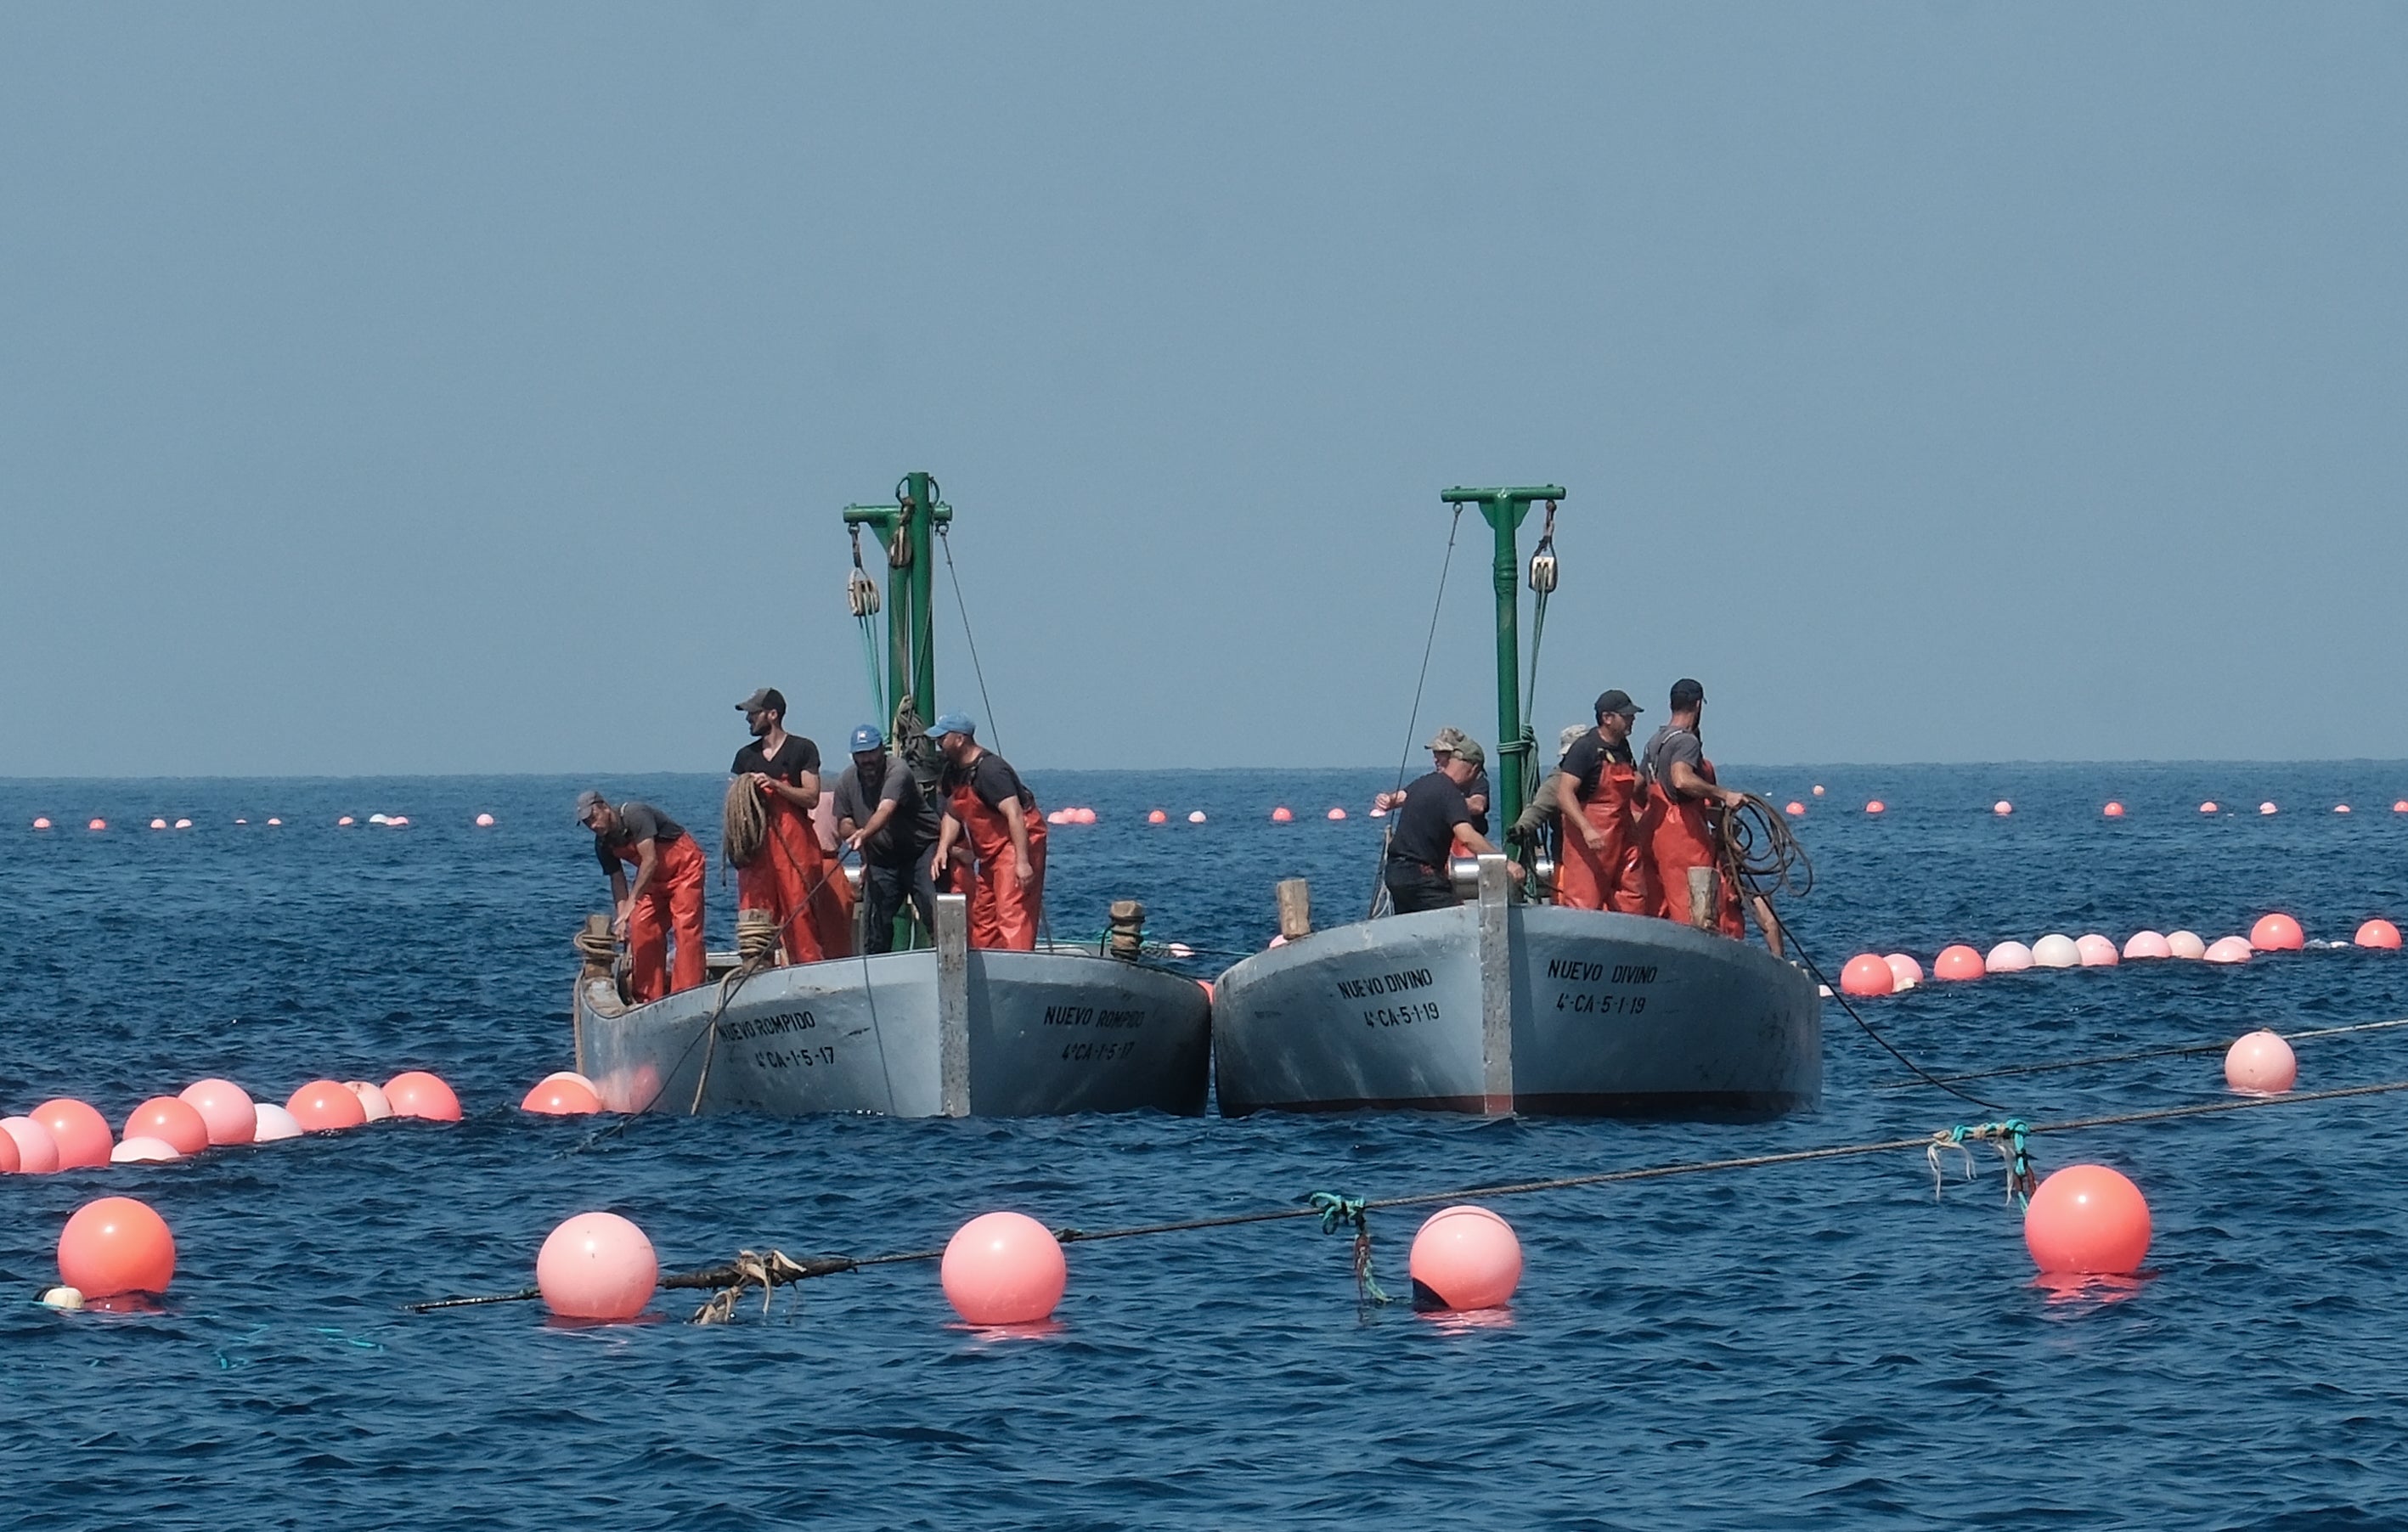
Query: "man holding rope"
929 712 1047 950
578 790 707 1001
731 687 851 964
1638 678 1747 936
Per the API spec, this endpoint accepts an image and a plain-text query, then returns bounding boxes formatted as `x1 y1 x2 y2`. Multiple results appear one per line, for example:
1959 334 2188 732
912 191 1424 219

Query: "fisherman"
1554 690 1656 914
578 789 707 1002
1639 677 1748 936
731 687 852 964
833 724 939 953
1373 727 1492 831
1379 728 1521 914
928 712 1048 950
1509 724 1593 850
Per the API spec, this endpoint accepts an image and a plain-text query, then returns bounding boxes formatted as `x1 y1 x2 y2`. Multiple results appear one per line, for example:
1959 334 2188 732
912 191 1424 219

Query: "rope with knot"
1310 1191 1392 1306
1928 1119 2039 1208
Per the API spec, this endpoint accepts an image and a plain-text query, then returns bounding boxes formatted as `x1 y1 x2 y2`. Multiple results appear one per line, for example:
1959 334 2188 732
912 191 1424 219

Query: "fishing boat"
1210 484 1821 1118
570 473 1212 1118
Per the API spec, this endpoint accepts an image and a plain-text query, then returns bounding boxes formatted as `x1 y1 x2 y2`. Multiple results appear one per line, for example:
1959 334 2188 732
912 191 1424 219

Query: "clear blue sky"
5 3 2403 774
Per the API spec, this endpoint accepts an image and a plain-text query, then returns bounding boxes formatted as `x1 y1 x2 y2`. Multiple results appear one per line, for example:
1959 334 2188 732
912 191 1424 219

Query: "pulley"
1527 499 1559 594
848 566 881 617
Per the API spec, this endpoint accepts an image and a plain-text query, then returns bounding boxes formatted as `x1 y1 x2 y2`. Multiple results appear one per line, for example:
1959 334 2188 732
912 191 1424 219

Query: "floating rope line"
1927 1118 2038 1208
1784 928 2014 1113
1874 1016 2408 1091
424 1076 2408 1319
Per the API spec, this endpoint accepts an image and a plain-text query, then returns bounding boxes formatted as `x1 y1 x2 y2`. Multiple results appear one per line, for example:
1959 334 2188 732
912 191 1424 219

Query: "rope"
1369 502 1467 919
1926 1118 2038 1208
1875 1016 2408 1091
426 1075 2408 1317
935 521 1000 755
1310 1191 1391 1306
1785 929 2012 1113
721 777 769 870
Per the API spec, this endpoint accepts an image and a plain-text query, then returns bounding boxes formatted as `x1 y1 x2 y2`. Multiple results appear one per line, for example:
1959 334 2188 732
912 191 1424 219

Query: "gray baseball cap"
574 788 606 823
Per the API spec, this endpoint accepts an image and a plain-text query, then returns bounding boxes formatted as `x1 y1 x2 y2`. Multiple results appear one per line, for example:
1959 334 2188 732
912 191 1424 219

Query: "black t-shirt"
940 752 1036 815
594 801 685 871
833 758 931 867
1386 769 1473 869
1464 767 1492 837
1640 724 1706 796
1559 729 1636 800
732 734 821 785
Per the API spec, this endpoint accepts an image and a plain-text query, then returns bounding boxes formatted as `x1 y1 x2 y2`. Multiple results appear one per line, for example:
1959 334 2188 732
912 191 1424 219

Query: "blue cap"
931 712 976 739
849 724 884 753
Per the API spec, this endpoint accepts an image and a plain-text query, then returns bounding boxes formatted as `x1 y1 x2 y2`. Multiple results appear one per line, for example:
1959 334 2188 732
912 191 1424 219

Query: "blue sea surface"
6 763 2408 1529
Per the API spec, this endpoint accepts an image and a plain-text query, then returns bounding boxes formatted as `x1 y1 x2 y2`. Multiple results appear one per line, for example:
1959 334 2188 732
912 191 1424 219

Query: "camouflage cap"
1427 726 1485 767
1558 724 1587 759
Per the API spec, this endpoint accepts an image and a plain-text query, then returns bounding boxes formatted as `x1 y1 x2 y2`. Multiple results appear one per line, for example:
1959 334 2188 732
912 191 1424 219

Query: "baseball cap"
1427 725 1470 757
736 687 787 715
1558 724 1587 758
1669 678 1705 710
931 712 977 739
849 724 885 753
1593 689 1640 718
573 788 606 823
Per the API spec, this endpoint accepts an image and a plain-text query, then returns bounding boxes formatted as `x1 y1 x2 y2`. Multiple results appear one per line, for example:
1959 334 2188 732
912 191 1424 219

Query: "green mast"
843 471 952 735
1439 484 1565 836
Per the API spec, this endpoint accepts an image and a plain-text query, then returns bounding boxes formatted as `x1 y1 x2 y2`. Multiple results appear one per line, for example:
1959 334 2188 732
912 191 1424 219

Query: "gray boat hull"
573 943 1211 1118
1213 870 1820 1118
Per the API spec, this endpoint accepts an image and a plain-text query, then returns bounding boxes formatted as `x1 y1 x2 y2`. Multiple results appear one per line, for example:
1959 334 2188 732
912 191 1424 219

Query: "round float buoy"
87 818 106 831
1044 808 1069 826
1327 807 1347 820
110 1136 180 1164
2204 935 2253 965
178 1079 257 1145
252 1103 303 1141
2031 934 2080 969
58 1197 176 1298
476 813 496 827
1812 785 1825 797
1147 809 1167 825
31 816 51 830
1187 811 1206 824
2200 802 2219 814
149 818 167 831
2354 919 2401 949
1933 944 1985 981
287 1079 368 1131
173 819 192 830
2123 931 2172 960
2249 913 2304 952
1408 1205 1523 1312
522 1076 601 1116
2336 804 2353 814
2259 802 2278 815
1784 801 1805 816
35 1099 115 1169
1075 808 1097 825
1865 800 1886 814
336 815 354 826
1985 941 2034 974
537 1212 657 1321
1884 953 1924 991
1993 800 2013 816
346 1081 392 1121
2225 1029 2297 1094
2167 930 2208 959
385 1071 462 1122
266 817 282 826
2395 801 2408 814
941 1211 1067 1326
0 1129 17 1174
121 1096 210 1157
1271 807 1293 823
3 1116 61 1174
1839 954 1895 996
2075 934 2119 967
2104 802 2124 817
2023 1165 2150 1276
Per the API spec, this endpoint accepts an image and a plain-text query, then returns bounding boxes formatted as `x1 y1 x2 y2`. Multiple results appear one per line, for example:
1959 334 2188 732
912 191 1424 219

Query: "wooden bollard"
1687 866 1719 931
1276 879 1312 941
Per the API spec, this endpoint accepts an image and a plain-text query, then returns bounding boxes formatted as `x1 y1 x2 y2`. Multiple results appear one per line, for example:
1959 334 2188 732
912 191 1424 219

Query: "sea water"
5 763 2408 1527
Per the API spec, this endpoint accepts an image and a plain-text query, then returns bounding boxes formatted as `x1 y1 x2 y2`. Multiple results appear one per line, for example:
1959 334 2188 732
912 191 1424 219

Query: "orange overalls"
616 832 708 1001
1646 757 1743 938
1554 752 1655 914
948 775 1047 950
737 788 853 963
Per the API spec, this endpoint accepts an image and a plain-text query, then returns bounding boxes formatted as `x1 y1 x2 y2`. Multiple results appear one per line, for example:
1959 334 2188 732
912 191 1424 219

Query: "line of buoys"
2 1069 464 1175
1849 910 2402 994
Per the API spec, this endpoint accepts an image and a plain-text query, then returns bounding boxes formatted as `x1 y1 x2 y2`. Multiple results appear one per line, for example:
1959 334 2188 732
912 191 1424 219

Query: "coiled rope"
721 777 769 871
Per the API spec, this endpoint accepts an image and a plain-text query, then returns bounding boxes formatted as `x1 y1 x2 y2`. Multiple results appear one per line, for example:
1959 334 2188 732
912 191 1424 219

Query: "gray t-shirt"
594 801 684 870
1639 724 1705 796
832 759 928 868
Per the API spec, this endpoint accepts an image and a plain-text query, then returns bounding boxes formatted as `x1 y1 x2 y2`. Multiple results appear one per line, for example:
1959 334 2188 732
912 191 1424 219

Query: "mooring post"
935 893 971 1117
1276 879 1313 942
1476 853 1514 1116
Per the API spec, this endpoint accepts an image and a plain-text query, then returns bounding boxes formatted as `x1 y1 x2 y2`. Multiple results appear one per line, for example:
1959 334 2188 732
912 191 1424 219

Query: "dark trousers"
1384 861 1459 915
860 849 939 954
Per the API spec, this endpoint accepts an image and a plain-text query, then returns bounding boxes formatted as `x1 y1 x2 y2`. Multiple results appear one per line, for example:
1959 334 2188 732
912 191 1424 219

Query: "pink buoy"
1074 808 1097 825
2354 919 2401 949
2249 912 2304 952
121 1096 211 1157
537 1212 658 1321
1408 1205 1523 1312
1044 809 1069 825
3 1116 61 1174
266 817 282 826
58 1196 177 1297
2167 930 2208 959
2336 804 2353 814
1327 807 1347 820
149 818 167 830
1784 801 1805 816
1839 954 1895 996
2224 1029 2297 1095
1993 800 2012 816
1147 809 1167 825
337 815 354 826
174 818 192 830
35 1098 116 1169
110 1136 182 1164
1932 944 1985 981
2023 1165 2150 1276
178 1079 257 1145
252 1102 303 1141
346 1081 393 1121
1883 953 1924 990
522 1076 601 1116
941 1211 1068 1325
87 818 107 831
2122 930 2173 960
287 1079 368 1132
1811 785 1825 797
2259 802 2277 815
1984 941 2034 974
2075 934 2119 967
2395 800 2408 814
0 1127 14 1174
1187 811 1207 824
2199 802 2218 814
385 1071 463 1122
2203 935 2253 965
2031 934 2080 969
476 813 496 827
1271 806 1294 823
2103 802 2124 817
1864 800 1886 814
32 816 52 830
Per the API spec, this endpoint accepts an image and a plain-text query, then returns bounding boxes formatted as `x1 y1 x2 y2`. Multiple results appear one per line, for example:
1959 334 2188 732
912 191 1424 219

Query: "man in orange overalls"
578 789 707 1002
928 712 1046 949
1554 689 1655 914
1638 678 1747 937
731 687 852 964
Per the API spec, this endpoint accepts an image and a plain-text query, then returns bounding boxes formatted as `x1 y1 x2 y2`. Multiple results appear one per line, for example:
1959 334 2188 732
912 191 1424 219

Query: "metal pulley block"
848 567 881 617
1527 547 1557 594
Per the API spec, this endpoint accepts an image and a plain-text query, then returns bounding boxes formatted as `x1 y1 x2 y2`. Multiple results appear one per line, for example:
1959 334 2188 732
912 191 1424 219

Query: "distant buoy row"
28 814 498 830
1042 807 1100 825
1780 798 2408 819
2 1072 465 1176
1840 913 2401 995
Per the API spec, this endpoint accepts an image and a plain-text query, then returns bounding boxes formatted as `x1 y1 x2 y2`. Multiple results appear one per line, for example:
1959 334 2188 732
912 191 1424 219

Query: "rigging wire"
1369 503 1468 918
935 520 1001 755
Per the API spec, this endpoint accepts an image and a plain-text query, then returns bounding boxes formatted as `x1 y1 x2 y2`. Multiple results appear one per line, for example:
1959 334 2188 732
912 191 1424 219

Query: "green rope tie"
1308 1191 1391 1306
1929 1118 2039 1209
